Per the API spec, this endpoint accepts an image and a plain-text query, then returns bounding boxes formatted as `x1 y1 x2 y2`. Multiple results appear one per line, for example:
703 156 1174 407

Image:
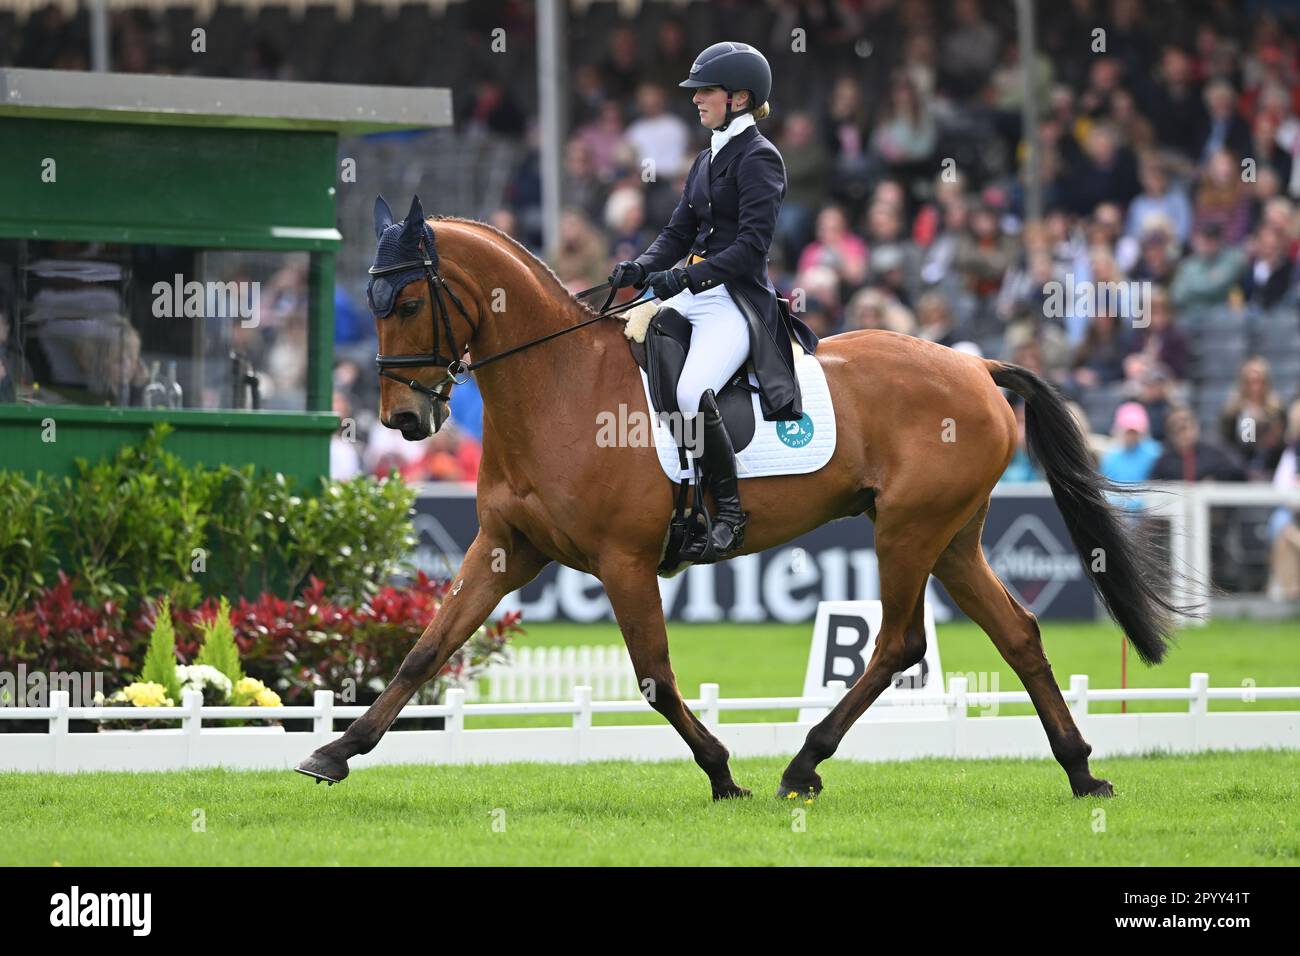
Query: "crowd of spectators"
7 0 1300 596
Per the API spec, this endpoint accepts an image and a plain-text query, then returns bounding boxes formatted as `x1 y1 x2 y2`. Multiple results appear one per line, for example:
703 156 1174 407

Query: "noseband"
370 240 477 401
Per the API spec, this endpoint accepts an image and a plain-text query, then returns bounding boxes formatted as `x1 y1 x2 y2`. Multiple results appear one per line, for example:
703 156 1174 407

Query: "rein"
467 282 647 373
373 255 648 401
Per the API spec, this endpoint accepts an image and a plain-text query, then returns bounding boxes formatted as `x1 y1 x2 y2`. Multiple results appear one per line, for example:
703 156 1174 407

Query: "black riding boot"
679 389 747 563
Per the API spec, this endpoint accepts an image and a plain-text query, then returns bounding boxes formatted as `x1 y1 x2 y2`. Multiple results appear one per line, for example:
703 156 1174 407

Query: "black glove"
608 260 646 290
647 267 691 300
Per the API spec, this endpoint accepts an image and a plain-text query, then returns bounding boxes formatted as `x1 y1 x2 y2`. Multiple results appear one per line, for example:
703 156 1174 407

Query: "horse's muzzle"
389 395 449 441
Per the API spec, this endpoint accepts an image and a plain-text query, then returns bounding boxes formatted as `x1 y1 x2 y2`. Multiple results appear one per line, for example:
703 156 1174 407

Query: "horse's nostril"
390 410 420 432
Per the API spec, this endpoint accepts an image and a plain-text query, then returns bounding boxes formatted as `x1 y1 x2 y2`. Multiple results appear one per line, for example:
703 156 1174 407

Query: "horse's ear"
398 195 428 248
405 194 427 229
373 195 395 240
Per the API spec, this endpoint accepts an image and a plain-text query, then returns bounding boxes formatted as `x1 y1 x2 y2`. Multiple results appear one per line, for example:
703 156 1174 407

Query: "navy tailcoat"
634 124 820 421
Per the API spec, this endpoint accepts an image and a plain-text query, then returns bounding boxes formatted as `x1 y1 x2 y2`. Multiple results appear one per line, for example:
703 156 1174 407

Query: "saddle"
628 306 759 576
629 306 758 452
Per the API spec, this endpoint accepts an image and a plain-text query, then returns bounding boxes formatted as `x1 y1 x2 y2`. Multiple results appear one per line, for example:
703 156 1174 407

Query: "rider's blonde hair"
733 89 769 120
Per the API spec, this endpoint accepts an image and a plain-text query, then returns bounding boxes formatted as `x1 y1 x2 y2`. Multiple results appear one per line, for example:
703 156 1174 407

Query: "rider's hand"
647 267 691 300
608 260 646 290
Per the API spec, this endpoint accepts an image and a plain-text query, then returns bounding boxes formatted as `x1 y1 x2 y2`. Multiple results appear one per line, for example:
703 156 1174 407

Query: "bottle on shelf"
142 361 167 409
165 360 183 409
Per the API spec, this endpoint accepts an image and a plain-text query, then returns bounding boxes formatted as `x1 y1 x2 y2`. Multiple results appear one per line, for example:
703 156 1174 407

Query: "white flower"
176 664 233 699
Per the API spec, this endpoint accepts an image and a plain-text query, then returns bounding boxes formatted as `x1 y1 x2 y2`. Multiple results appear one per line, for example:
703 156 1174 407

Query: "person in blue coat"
607 41 820 563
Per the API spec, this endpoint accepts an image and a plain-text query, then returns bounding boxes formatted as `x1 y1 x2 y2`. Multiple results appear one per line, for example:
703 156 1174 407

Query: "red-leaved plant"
2 572 522 708
0 572 132 673
129 572 522 705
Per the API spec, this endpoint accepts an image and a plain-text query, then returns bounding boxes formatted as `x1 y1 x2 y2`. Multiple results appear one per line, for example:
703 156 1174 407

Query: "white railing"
1146 481 1300 619
1 673 1297 774
469 645 639 703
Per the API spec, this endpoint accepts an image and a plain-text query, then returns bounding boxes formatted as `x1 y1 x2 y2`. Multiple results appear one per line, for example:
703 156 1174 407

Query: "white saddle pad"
638 350 837 482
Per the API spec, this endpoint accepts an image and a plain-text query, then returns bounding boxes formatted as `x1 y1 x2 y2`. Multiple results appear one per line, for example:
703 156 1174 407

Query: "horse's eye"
399 300 420 318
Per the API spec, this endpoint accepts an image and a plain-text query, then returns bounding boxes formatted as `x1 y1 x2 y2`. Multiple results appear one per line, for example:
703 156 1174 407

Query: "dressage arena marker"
799 601 945 722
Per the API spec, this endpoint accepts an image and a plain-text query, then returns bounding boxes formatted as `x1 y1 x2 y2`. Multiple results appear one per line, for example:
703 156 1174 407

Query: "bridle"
370 238 477 402
371 234 651 402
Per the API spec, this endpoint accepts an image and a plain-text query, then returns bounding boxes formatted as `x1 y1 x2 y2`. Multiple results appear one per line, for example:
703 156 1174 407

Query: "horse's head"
367 195 479 441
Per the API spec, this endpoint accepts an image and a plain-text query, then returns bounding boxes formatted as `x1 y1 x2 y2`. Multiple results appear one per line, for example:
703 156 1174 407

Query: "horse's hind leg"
599 552 748 801
932 501 1113 798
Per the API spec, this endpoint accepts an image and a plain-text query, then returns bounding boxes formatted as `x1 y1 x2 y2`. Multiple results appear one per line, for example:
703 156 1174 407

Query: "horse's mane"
428 215 598 318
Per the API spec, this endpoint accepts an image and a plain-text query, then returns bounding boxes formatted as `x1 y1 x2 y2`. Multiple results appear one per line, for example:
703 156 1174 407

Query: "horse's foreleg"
777 585 929 798
599 554 749 800
295 530 549 784
778 510 958 798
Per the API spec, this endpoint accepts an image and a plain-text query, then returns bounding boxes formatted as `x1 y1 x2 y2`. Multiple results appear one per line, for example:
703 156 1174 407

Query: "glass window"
0 239 312 411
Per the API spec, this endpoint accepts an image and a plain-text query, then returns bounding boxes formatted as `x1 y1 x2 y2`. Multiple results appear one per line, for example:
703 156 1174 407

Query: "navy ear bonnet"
367 194 438 317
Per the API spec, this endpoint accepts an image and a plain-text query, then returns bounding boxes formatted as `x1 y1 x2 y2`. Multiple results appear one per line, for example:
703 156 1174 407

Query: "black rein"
373 254 648 402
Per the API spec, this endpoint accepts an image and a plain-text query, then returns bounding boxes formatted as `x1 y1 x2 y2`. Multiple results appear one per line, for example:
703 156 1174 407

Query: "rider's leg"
684 388 747 558
674 286 750 417
673 288 750 560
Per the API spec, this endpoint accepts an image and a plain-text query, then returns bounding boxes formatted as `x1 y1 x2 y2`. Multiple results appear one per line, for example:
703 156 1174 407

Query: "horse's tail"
987 361 1191 665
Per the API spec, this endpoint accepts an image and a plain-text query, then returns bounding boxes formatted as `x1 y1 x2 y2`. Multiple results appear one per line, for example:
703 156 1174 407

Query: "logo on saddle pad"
776 413 814 448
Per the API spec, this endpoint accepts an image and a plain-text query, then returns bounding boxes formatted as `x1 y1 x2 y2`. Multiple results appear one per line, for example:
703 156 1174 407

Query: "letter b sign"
822 613 871 686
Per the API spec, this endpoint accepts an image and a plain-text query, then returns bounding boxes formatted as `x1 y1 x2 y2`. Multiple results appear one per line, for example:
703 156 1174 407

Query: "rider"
608 41 819 563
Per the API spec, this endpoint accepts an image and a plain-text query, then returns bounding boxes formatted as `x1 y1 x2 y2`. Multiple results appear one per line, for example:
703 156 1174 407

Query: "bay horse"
296 201 1183 800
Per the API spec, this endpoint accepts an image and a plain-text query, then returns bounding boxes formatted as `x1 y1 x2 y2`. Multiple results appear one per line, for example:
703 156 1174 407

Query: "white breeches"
660 284 751 417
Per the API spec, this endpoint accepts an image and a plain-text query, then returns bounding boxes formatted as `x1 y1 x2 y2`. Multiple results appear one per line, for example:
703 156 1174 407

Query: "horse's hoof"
1073 777 1114 798
712 784 752 801
295 749 349 785
775 780 823 801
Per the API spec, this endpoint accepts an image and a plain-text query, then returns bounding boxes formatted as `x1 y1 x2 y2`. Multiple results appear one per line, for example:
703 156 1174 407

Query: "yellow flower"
234 677 266 697
122 682 173 707
254 688 282 708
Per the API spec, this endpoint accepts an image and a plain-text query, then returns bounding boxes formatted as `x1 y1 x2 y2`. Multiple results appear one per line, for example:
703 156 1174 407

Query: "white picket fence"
1 673 1298 774
467 645 638 703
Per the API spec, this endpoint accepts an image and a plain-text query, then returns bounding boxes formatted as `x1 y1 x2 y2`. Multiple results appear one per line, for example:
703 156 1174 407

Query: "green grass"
2 751 1297 865
465 619 1300 728
4 620 1294 866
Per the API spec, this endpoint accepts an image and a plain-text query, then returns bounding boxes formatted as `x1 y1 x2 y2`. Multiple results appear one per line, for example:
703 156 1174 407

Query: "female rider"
608 41 820 563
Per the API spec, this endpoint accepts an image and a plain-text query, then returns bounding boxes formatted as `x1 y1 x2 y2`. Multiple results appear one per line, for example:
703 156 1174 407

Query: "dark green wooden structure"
0 68 451 482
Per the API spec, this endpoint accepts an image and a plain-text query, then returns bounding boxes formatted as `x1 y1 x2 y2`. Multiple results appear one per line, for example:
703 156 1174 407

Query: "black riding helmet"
679 41 772 130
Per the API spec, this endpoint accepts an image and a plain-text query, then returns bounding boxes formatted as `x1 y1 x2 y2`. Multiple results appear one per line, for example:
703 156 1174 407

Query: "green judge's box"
0 67 450 482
